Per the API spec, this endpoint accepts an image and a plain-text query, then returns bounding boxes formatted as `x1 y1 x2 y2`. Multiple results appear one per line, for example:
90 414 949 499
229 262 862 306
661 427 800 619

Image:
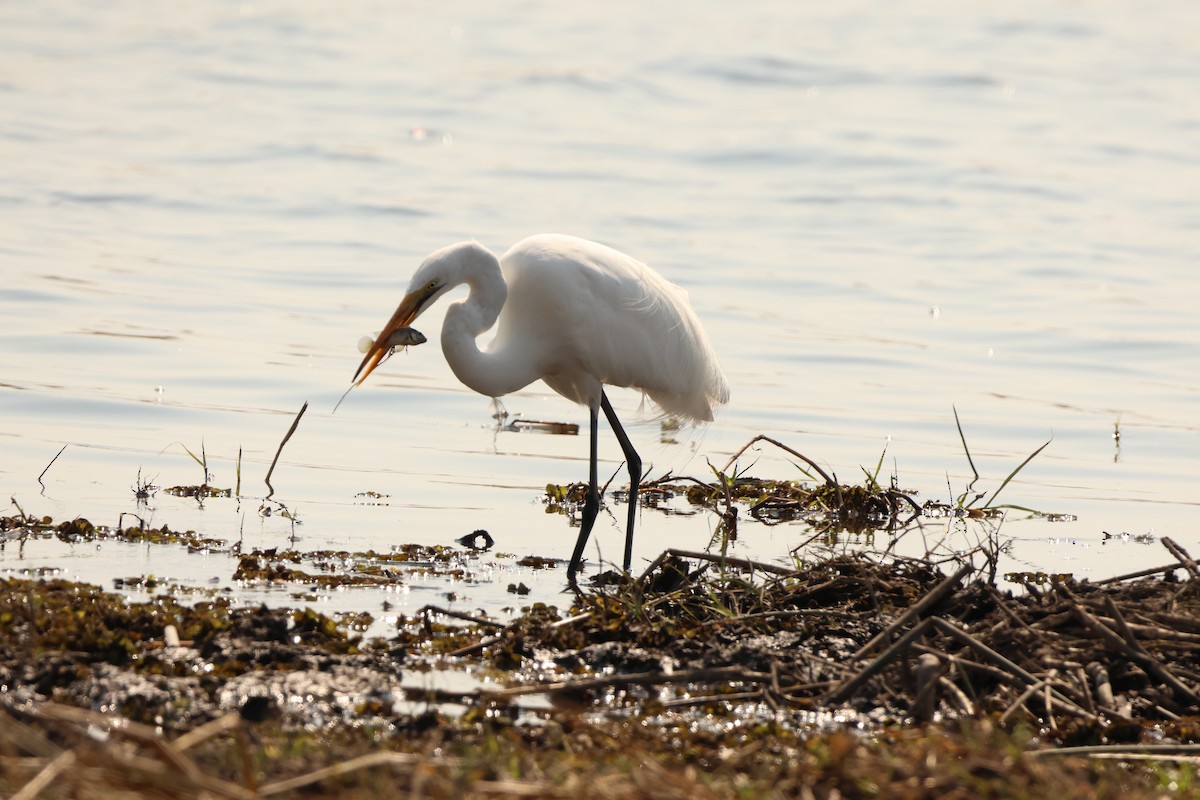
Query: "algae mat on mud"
4 533 1200 798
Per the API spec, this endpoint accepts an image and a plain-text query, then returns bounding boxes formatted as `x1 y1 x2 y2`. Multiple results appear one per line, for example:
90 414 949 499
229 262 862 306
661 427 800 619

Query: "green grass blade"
177 443 203 469
863 437 890 490
982 437 1052 509
953 406 979 486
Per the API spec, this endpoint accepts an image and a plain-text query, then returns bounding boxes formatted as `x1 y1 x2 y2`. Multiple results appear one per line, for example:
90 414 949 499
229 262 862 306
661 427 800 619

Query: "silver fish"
384 326 427 349
356 327 427 354
337 326 429 413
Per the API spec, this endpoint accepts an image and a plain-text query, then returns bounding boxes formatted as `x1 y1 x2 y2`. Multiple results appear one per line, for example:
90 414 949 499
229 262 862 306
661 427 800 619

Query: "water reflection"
1 0 1197 619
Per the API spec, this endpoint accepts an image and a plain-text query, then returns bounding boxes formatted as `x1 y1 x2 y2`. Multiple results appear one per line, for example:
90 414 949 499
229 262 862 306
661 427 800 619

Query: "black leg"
568 402 601 585
600 391 642 571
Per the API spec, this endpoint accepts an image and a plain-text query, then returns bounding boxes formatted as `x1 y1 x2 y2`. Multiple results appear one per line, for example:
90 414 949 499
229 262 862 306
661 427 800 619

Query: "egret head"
350 242 489 386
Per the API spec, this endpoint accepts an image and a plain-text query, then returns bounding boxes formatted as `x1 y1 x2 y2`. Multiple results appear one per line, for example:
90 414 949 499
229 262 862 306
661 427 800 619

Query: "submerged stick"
264 402 308 499
37 444 68 491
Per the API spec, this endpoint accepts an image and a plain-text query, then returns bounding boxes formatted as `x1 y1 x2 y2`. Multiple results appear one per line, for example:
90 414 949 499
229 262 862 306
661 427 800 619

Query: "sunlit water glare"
2 1 1197 628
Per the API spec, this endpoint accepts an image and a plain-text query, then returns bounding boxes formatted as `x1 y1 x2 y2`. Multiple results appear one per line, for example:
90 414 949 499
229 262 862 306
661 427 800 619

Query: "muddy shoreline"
4 512 1200 797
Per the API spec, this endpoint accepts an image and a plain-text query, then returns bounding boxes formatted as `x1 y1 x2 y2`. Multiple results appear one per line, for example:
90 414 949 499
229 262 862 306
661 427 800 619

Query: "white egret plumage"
346 234 729 583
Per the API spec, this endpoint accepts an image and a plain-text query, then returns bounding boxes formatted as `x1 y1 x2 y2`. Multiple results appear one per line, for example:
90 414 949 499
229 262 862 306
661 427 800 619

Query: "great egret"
347 234 730 582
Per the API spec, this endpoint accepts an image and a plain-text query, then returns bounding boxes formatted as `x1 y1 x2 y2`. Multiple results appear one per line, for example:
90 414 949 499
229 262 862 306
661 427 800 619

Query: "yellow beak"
350 286 428 387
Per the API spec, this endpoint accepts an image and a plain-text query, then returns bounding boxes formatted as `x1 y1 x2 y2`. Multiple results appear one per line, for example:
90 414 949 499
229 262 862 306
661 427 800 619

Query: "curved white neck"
439 258 539 398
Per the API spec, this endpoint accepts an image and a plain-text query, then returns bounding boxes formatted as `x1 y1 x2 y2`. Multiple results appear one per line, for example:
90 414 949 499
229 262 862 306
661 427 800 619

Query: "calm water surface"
2 1 1198 626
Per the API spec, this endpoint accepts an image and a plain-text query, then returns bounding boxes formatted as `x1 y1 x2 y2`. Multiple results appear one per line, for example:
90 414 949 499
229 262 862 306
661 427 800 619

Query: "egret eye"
357 335 375 354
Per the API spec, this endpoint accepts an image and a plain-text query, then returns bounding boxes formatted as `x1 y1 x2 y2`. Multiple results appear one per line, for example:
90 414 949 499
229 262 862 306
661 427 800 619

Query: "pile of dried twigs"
7 539 1200 798
434 537 1200 743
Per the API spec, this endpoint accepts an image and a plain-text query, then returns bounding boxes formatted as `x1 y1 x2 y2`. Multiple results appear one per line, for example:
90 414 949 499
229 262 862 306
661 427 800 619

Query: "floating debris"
164 484 232 499
502 417 579 435
456 529 495 550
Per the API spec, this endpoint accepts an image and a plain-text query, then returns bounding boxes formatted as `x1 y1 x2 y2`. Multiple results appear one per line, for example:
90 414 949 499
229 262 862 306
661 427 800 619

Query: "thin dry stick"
986 585 1036 632
260 752 442 797
470 779 565 798
1064 753 1200 764
662 690 764 709
1084 618 1200 647
1100 595 1146 650
825 617 937 704
630 549 673 591
0 708 62 759
926 618 1099 722
1162 537 1200 581
1044 680 1058 733
1094 563 1180 585
926 618 1038 685
481 665 772 700
938 676 976 716
173 712 242 752
1072 664 1097 716
699 608 862 630
720 434 837 487
1104 595 1200 707
37 444 68 490
1059 585 1200 708
1029 743 1200 758
999 678 1057 725
264 401 308 498
911 646 1017 687
667 547 796 576
11 750 76 800
21 703 256 800
24 703 246 793
849 564 973 661
418 604 504 629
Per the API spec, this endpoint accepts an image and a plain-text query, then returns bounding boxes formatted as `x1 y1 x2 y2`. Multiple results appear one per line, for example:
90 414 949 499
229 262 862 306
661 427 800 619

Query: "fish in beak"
333 282 437 412
350 284 436 386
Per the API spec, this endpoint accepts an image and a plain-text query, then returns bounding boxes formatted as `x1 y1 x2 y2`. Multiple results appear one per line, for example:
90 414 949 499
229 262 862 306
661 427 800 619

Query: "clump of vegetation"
547 419 1056 544
162 440 236 500
9 425 1195 799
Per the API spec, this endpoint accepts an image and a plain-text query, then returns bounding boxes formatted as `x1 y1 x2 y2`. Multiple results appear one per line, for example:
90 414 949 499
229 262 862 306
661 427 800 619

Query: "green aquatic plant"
173 439 211 484
160 440 233 501
951 406 1052 512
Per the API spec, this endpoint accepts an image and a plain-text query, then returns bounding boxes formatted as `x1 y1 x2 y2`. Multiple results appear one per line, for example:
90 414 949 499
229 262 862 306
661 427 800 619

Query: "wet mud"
4 507 1200 797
